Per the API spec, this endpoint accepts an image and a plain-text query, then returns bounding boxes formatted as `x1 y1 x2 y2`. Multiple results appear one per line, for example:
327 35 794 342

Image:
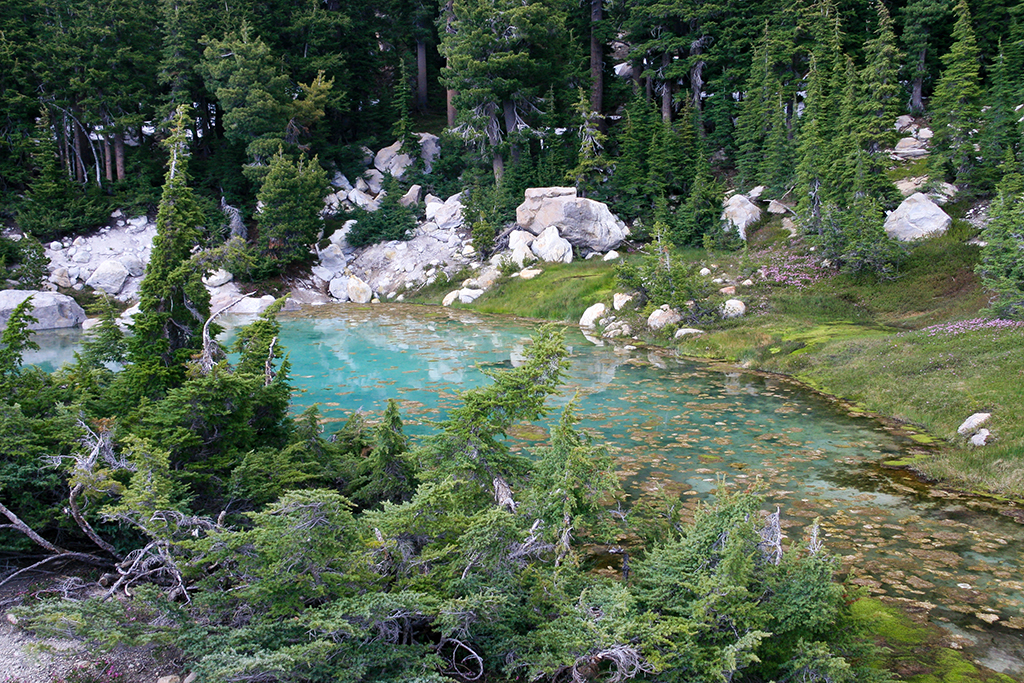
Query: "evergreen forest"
2 0 1024 681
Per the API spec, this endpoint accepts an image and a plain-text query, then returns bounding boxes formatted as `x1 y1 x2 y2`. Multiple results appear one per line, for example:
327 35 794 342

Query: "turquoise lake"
27 303 1024 673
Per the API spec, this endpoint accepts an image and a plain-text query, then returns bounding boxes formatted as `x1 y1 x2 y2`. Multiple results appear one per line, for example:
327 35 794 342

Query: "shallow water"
32 304 1024 672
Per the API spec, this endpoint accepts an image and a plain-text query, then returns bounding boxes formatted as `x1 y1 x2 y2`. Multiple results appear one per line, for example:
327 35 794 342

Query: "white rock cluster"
322 133 440 215
44 212 157 300
958 412 993 447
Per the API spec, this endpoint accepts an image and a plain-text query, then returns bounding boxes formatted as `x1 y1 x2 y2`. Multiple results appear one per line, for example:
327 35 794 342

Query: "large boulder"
418 133 441 173
374 140 413 178
720 194 761 240
884 193 951 241
647 305 682 331
348 275 373 304
579 302 606 328
0 290 86 330
85 259 129 295
893 137 928 159
318 243 348 275
531 225 573 263
515 187 628 251
429 193 465 231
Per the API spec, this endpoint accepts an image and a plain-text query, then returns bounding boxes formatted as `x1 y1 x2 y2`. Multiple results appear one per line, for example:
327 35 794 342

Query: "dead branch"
439 637 484 681
493 476 517 512
572 645 652 683
196 294 253 375
0 553 108 591
264 336 277 386
758 507 783 566
0 500 72 556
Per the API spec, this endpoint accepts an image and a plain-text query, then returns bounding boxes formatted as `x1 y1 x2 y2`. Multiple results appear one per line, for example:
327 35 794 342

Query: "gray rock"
613 293 634 310
720 299 746 319
348 275 373 303
0 290 86 330
970 429 991 446
363 168 385 195
119 253 145 277
893 137 928 158
895 114 914 131
579 302 606 327
85 259 129 295
312 265 335 282
430 193 464 230
331 172 353 191
318 243 348 274
399 184 422 208
957 412 991 436
647 305 682 330
49 268 73 288
530 225 573 263
329 277 351 301
884 193 951 241
602 320 632 338
202 268 233 288
515 187 628 251
49 241 63 251
508 230 535 251
458 288 484 303
767 200 789 215
720 194 761 240
419 132 441 173
602 250 620 261
348 188 379 212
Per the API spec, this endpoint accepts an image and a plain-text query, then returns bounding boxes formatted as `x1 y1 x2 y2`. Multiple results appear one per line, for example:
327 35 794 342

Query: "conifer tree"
611 93 658 221
930 0 982 187
566 88 611 197
859 0 904 156
901 0 950 114
977 153 1024 317
254 150 329 275
124 106 211 396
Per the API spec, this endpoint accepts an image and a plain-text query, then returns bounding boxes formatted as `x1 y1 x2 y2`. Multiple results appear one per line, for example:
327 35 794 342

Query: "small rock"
699 268 712 277
767 199 789 214
519 268 543 280
156 677 180 683
602 250 620 261
719 285 736 295
957 412 991 436
741 279 754 287
459 288 484 303
49 241 63 251
442 290 460 306
970 429 990 447
720 299 746 319
674 327 704 338
183 674 198 683
612 292 634 311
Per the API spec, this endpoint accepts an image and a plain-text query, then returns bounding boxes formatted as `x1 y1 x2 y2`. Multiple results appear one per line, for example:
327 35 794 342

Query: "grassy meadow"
409 214 1024 500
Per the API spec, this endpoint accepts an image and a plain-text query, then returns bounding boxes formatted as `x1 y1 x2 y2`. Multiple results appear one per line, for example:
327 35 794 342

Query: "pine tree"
566 88 611 197
124 105 211 396
859 0 904 156
610 93 658 221
977 154 1024 317
254 150 329 275
901 0 950 115
930 0 982 187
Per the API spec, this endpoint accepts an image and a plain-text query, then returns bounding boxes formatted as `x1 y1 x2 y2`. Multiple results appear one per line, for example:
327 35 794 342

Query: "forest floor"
0 575 180 683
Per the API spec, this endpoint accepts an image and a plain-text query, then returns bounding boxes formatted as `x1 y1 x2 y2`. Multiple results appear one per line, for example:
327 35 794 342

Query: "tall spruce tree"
930 0 982 188
976 154 1024 317
124 106 211 397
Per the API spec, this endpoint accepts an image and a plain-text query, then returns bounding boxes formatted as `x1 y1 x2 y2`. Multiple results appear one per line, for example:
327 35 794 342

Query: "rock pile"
322 133 440 214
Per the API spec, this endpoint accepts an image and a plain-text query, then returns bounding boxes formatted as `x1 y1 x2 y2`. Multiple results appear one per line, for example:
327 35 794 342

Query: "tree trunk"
115 132 126 181
73 123 86 183
911 49 926 114
660 52 673 122
416 37 429 113
104 136 113 182
503 99 520 165
492 150 505 185
590 0 603 125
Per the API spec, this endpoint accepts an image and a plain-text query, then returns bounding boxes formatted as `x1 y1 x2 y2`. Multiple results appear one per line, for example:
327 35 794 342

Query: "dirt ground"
0 572 183 683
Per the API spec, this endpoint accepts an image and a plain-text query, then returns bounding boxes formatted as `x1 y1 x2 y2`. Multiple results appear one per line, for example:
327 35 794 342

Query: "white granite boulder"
515 187 628 251
647 305 682 330
429 193 465 231
720 299 746 319
613 293 634 311
348 275 373 303
399 184 422 208
203 269 234 288
329 277 350 301
531 225 573 263
318 243 348 275
721 194 761 241
883 193 951 241
374 141 414 178
85 259 129 295
0 290 86 330
958 412 991 436
579 302 606 328
418 133 441 173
